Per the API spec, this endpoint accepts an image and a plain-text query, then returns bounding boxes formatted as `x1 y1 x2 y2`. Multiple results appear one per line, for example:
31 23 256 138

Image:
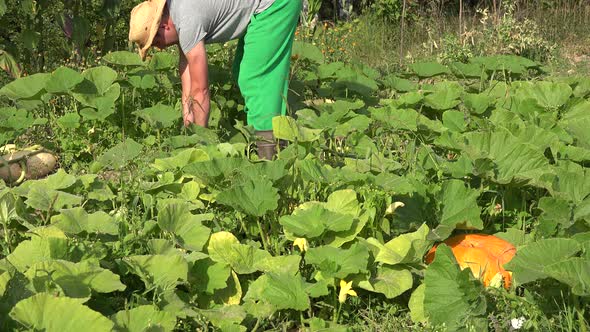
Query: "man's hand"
182 105 195 126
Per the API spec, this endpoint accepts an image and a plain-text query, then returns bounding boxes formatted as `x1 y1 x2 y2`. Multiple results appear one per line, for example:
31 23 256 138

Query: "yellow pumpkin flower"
338 280 357 303
385 201 405 215
488 272 504 288
293 238 309 252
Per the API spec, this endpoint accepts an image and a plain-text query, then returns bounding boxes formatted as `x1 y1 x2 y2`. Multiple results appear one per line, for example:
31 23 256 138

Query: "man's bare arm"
185 41 210 128
179 52 194 126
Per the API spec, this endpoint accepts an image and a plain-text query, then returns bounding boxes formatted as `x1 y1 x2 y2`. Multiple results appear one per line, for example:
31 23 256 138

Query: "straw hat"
128 0 167 60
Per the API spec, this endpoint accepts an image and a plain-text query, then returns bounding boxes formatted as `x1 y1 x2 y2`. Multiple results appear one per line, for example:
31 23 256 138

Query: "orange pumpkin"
424 234 516 289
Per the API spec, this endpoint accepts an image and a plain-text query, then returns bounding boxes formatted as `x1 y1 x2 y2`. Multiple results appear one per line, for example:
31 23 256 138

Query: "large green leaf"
512 125 560 152
210 269 243 306
316 61 345 79
280 202 354 239
182 158 249 186
42 169 77 190
333 70 379 97
280 189 361 241
0 73 50 100
560 106 590 149
410 62 450 78
149 52 177 70
504 238 582 286
112 305 177 332
0 107 36 132
463 93 492 115
334 114 372 136
56 112 80 130
471 55 535 74
553 145 590 163
189 257 231 294
442 110 466 132
237 158 290 183
272 116 322 142
280 203 335 238
439 180 482 228
81 66 118 95
199 305 247 331
305 242 369 279
51 207 119 235
73 83 120 111
431 180 483 239
45 67 84 94
396 91 423 106
103 51 145 66
216 178 278 217
291 41 324 63
517 81 572 109
550 167 590 204
325 189 360 216
123 254 188 291
370 107 419 131
152 148 210 171
97 138 143 169
544 258 590 296
71 66 120 112
6 234 70 272
423 82 463 111
79 107 115 122
244 273 310 311
134 103 180 129
463 129 552 184
358 265 413 299
409 284 427 323
382 75 418 92
574 197 590 222
0 266 10 297
157 201 212 251
25 260 125 298
423 245 486 331
376 223 431 265
25 185 82 211
9 293 113 331
207 231 271 274
536 197 572 236
323 208 372 248
127 71 157 91
253 255 301 275
494 228 531 247
449 62 485 79
127 71 157 90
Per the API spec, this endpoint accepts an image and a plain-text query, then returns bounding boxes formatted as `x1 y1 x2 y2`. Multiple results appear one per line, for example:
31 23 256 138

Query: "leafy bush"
370 0 404 21
0 0 135 75
436 4 557 64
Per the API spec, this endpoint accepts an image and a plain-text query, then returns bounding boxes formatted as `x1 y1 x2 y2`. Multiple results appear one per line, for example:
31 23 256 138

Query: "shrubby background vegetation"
1 0 589 79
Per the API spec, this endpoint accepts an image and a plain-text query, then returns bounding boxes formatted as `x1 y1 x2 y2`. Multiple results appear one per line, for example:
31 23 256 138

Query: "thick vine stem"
16 160 27 185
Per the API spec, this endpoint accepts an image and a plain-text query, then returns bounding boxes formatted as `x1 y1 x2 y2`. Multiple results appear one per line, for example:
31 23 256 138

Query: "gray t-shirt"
168 0 275 54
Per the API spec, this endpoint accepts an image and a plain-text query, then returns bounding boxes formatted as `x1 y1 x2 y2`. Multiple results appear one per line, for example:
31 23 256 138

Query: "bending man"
129 0 301 159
